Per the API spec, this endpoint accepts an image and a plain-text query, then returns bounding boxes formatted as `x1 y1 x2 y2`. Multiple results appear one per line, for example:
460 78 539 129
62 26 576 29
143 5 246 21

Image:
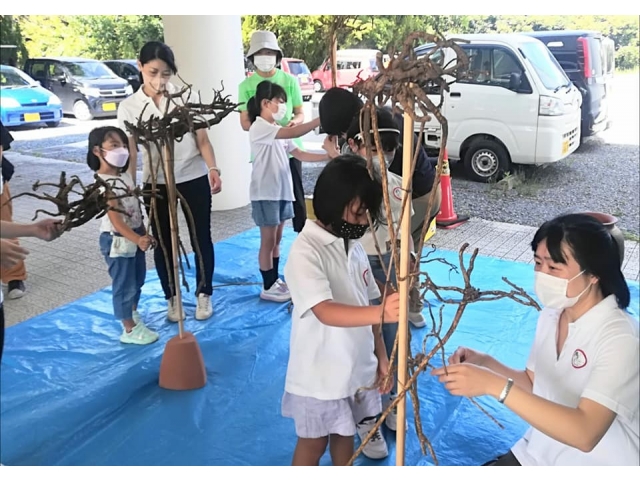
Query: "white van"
312 49 390 92
413 34 582 182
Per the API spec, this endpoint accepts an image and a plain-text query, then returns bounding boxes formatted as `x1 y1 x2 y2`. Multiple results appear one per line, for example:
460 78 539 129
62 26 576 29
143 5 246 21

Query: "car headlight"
48 94 62 105
124 85 133 95
0 96 21 108
539 96 564 116
78 86 101 97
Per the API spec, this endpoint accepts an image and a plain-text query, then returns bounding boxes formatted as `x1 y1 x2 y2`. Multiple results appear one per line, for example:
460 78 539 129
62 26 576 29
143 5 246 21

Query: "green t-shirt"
238 69 305 152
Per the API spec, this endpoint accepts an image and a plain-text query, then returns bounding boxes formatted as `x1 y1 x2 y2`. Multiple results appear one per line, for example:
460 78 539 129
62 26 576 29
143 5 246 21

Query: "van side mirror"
53 74 67 84
509 72 532 94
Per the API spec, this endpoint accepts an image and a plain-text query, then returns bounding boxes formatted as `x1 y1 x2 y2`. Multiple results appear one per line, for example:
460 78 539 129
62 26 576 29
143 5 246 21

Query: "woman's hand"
209 169 222 195
431 363 504 399
448 346 488 366
32 218 63 241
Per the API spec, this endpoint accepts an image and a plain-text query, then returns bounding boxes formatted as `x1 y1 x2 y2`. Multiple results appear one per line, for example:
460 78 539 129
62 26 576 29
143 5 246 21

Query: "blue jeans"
99 227 147 321
369 251 398 396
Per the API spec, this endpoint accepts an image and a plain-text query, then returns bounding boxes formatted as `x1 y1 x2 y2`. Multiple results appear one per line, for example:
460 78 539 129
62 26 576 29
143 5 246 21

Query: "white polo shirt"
359 165 414 256
283 220 381 400
117 82 207 185
511 294 640 465
248 117 296 202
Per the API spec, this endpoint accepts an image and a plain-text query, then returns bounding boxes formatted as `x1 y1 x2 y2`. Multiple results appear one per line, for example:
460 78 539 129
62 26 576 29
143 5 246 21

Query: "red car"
245 57 314 102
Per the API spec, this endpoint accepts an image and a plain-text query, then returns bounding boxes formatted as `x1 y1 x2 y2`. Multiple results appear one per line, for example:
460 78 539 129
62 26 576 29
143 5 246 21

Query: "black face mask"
331 219 368 240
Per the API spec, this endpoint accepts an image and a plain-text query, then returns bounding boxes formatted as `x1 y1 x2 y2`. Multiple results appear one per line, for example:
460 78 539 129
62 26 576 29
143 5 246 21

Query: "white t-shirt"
248 117 296 202
97 172 143 233
117 82 207 185
283 219 381 400
359 165 414 256
511 295 640 466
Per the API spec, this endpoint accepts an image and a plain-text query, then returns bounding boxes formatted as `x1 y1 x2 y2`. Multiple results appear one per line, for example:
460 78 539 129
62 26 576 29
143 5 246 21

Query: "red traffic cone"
436 149 469 229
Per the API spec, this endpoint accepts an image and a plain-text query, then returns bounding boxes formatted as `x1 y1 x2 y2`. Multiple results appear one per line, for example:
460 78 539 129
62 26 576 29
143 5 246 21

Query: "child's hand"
0 239 29 268
376 356 393 394
322 135 339 159
382 292 400 323
137 235 153 252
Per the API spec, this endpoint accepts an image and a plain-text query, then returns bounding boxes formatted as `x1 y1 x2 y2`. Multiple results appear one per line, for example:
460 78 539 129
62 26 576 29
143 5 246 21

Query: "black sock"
260 269 273 290
273 257 280 278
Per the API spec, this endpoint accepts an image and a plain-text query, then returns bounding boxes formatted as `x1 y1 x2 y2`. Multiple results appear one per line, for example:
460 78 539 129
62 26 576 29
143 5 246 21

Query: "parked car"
311 49 389 92
525 30 614 138
0 64 62 128
103 59 141 92
23 57 133 121
280 57 314 101
411 33 582 183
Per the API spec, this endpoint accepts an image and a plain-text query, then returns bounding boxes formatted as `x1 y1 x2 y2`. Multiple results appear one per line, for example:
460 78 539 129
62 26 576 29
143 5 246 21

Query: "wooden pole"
396 111 414 466
163 143 185 339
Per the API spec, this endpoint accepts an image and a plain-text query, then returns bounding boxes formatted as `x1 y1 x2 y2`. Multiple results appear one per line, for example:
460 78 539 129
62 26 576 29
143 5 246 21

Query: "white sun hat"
247 30 283 57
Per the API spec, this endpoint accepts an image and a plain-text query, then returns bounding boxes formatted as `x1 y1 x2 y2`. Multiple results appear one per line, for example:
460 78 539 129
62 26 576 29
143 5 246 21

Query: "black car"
526 30 614 138
103 59 141 93
23 57 133 121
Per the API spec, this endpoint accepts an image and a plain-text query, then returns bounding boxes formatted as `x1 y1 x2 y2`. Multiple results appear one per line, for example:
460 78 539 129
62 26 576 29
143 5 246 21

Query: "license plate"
24 113 41 122
102 102 116 112
562 140 569 155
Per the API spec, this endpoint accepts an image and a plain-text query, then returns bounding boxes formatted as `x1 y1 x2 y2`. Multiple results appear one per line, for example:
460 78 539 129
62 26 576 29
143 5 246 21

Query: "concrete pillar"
162 15 250 211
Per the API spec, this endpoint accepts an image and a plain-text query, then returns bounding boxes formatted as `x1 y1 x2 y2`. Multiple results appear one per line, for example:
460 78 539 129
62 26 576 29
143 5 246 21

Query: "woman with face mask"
117 41 221 323
432 213 639 466
238 31 308 234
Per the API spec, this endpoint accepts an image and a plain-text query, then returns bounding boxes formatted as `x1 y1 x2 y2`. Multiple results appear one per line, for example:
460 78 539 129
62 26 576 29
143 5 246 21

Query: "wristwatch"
208 166 221 176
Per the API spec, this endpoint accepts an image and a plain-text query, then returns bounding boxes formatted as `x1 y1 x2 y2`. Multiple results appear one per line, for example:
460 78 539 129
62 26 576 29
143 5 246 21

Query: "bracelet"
208 166 221 176
498 378 514 404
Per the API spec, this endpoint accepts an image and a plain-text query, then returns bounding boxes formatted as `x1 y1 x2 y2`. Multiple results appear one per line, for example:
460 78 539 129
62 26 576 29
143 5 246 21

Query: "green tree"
0 15 29 65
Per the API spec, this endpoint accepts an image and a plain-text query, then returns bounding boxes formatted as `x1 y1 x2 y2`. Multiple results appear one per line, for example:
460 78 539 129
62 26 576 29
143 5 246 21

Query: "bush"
616 45 639 71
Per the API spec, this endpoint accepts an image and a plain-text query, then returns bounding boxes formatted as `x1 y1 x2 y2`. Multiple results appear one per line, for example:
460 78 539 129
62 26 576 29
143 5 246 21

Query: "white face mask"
272 102 287 122
534 270 590 310
253 55 276 73
102 147 129 168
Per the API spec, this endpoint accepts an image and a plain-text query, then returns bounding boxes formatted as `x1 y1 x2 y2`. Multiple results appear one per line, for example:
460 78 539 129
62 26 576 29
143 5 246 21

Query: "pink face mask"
102 147 129 168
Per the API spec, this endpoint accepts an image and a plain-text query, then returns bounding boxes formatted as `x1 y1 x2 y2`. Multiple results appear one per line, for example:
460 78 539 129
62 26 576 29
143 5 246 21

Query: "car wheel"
313 80 323 93
73 100 94 121
463 139 511 183
46 121 61 128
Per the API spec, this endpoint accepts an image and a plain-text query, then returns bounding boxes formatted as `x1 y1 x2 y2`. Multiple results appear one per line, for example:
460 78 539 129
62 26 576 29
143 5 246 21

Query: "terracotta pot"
581 211 625 265
158 332 207 391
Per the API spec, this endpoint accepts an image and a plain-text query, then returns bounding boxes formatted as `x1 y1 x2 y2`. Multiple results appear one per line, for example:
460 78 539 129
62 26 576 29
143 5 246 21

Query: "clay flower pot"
581 211 625 265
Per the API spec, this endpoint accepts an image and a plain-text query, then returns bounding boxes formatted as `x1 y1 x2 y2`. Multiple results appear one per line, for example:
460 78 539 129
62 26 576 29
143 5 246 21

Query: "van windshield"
519 41 570 91
62 61 119 80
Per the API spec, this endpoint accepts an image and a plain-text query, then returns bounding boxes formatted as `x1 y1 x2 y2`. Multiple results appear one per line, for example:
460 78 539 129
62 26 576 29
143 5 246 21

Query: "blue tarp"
1 227 638 466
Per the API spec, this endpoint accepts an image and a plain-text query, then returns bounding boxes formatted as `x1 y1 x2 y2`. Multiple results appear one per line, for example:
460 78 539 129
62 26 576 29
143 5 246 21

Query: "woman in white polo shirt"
432 213 639 466
118 41 221 322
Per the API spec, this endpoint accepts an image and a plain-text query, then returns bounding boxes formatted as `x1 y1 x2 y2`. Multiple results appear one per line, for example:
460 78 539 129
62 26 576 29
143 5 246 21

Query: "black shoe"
8 280 26 299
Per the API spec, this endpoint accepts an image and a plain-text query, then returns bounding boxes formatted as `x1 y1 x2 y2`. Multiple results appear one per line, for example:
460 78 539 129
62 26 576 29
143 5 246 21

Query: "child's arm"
105 200 152 251
290 135 340 163
373 324 393 393
274 117 320 140
311 294 399 328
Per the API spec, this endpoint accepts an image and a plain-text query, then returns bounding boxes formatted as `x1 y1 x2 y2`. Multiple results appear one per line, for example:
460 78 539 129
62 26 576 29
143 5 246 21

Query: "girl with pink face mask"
432 213 638 466
87 126 158 345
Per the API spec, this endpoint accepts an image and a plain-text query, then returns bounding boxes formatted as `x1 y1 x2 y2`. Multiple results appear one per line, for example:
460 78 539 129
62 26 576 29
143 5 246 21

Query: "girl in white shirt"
247 80 339 302
88 126 158 346
283 155 402 465
432 213 639 466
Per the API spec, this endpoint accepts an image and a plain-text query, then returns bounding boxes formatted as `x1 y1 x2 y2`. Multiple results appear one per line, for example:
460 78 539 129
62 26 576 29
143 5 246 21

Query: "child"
87 126 158 345
345 107 425 436
282 155 401 466
247 80 339 302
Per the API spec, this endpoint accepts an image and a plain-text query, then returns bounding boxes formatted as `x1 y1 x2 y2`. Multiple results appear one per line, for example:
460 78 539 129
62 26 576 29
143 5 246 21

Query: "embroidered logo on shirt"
392 186 403 201
363 268 369 287
571 349 588 369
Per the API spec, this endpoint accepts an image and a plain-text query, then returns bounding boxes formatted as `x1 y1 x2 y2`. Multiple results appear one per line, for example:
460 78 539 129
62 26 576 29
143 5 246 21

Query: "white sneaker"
132 310 141 324
260 279 291 302
385 395 398 431
120 322 159 345
195 293 213 320
356 416 389 459
408 310 426 328
167 298 186 322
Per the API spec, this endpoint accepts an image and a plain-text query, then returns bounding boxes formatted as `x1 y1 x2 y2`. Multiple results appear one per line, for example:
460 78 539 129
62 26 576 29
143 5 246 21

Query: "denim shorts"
251 200 294 227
